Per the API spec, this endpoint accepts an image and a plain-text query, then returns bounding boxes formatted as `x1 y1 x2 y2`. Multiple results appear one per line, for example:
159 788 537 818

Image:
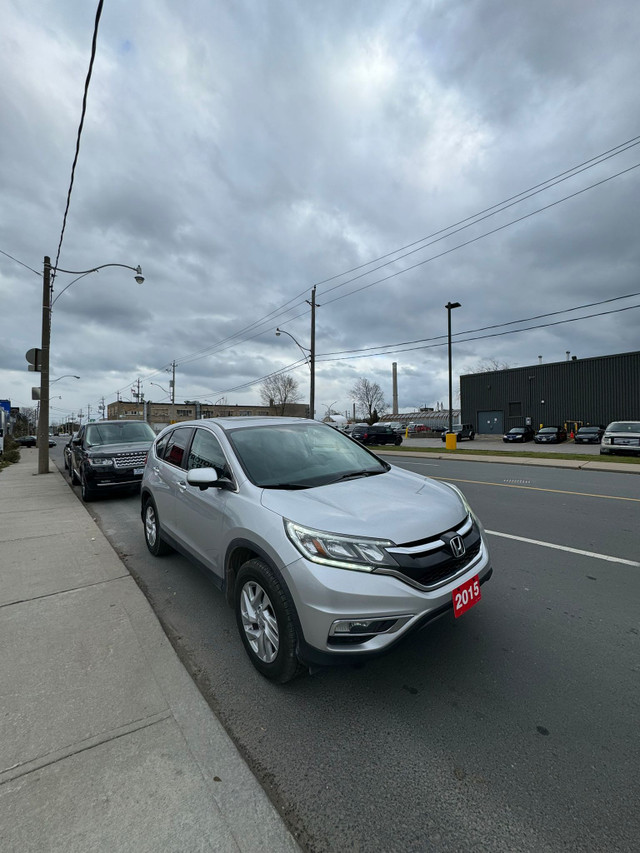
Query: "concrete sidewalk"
0 452 300 853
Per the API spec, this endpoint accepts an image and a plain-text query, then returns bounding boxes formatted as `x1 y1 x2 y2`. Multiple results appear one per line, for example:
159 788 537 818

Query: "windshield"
227 422 388 488
538 428 558 433
509 428 525 433
607 422 640 432
86 422 156 446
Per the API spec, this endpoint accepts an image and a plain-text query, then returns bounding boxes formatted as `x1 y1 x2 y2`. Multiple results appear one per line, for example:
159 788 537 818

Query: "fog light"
329 615 412 637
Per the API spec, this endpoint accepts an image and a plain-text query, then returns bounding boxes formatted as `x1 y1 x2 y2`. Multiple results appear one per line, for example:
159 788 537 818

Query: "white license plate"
134 467 145 475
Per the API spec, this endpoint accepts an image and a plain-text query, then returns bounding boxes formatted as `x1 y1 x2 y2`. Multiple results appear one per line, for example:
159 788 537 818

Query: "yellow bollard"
445 433 457 450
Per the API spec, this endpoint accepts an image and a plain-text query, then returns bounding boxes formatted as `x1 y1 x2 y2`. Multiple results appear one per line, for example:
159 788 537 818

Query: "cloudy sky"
1 0 639 425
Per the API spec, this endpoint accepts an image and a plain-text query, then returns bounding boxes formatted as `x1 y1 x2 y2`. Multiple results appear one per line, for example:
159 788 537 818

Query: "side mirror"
186 467 219 490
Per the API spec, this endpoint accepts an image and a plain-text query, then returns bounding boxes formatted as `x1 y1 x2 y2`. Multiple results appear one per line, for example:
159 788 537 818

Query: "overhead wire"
51 0 105 286
153 135 640 370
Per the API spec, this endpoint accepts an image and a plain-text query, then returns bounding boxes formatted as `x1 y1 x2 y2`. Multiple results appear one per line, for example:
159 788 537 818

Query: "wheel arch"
223 539 306 647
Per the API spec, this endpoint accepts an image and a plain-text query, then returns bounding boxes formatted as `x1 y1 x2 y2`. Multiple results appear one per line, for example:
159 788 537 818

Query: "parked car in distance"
574 425 605 444
600 421 640 456
503 426 536 443
407 423 429 435
441 423 476 441
141 417 492 682
379 422 405 435
15 435 37 447
534 426 567 444
351 424 403 446
69 420 156 502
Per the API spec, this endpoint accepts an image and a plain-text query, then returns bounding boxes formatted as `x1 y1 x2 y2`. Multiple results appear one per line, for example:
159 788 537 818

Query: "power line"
51 0 104 285
320 161 640 307
317 291 640 358
315 304 640 363
150 135 640 370
0 249 41 276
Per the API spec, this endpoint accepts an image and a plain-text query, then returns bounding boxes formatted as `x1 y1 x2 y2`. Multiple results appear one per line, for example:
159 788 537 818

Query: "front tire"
80 473 96 503
235 559 302 683
143 497 172 556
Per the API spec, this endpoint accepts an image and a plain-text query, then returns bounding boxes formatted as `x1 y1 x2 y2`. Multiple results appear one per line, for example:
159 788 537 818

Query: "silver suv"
600 421 640 456
141 417 492 682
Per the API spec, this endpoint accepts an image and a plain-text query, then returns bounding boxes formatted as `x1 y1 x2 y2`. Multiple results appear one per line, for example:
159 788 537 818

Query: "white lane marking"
486 530 640 567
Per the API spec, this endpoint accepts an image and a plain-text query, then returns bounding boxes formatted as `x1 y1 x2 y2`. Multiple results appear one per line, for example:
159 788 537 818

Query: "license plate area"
452 574 481 618
134 467 145 475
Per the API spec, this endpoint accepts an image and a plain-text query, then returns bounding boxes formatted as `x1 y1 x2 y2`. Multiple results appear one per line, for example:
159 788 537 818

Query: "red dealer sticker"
452 575 481 618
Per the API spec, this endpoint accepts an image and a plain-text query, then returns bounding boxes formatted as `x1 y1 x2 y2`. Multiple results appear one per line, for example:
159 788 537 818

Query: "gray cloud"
1 0 639 420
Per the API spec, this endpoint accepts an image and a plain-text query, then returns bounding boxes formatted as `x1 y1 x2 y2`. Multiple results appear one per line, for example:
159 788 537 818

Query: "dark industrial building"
460 350 640 435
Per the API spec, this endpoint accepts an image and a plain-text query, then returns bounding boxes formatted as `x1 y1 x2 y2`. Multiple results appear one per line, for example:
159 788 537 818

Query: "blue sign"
0 400 11 416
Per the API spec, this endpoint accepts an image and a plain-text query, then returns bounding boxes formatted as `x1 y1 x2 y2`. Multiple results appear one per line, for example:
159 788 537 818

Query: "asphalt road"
50 444 639 852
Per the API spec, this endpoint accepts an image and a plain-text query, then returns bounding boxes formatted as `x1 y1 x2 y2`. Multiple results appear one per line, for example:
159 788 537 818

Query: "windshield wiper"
262 483 311 490
327 469 385 484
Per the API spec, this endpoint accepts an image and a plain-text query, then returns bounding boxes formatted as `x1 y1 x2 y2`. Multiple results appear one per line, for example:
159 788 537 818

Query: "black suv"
350 424 403 446
69 420 156 502
441 423 475 441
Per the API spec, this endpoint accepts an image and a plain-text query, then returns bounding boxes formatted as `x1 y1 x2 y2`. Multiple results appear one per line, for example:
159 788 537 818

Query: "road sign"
26 348 42 372
32 387 41 400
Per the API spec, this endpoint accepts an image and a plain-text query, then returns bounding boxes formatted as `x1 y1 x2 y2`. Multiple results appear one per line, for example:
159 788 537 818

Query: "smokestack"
566 351 570 361
392 362 398 415
538 355 542 364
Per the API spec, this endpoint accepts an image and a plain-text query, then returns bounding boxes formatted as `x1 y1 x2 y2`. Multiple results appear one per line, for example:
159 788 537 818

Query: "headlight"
284 520 398 572
87 457 114 467
602 436 611 445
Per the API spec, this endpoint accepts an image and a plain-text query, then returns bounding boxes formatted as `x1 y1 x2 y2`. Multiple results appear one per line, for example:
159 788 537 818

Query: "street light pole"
445 301 461 448
37 257 144 474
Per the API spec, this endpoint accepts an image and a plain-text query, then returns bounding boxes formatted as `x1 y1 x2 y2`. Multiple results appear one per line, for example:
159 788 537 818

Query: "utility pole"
171 361 176 404
309 286 316 420
37 256 52 474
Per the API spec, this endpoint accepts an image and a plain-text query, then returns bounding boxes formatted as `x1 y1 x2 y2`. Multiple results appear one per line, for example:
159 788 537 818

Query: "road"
50 443 639 852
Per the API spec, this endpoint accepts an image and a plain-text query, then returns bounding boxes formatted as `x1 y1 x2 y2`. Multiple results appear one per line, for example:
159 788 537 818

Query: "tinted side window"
187 429 230 478
154 430 171 460
162 428 193 468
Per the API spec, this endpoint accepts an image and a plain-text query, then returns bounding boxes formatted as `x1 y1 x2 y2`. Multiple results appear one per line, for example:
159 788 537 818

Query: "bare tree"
466 358 512 374
349 377 387 423
260 374 303 415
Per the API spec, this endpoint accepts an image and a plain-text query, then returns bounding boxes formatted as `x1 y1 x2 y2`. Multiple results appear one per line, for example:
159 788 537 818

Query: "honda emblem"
449 535 466 559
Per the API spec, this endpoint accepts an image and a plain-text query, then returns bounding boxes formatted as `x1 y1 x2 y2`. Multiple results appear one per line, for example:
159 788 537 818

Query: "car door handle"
178 481 187 491
153 466 160 474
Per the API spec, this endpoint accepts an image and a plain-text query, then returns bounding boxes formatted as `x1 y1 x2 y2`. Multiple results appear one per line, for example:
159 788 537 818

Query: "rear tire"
235 559 302 683
143 497 172 556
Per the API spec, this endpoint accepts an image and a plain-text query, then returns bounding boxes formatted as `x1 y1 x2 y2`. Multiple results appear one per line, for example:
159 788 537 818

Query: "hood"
260 466 467 544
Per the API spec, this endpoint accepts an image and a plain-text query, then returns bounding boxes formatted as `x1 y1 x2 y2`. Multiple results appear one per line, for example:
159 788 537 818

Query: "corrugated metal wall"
460 351 640 433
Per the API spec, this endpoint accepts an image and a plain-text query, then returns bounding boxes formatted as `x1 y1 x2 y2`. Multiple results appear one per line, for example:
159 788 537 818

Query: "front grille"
113 451 148 469
383 515 482 590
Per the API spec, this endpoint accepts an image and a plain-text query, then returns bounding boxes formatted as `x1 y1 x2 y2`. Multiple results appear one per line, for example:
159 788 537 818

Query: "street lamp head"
445 301 461 310
134 266 144 285
275 328 281 337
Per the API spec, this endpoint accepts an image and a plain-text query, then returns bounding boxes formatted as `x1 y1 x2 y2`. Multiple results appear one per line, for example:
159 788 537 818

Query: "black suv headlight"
87 457 115 467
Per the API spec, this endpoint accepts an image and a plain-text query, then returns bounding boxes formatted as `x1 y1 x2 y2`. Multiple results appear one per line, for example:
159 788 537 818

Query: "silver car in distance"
141 417 492 683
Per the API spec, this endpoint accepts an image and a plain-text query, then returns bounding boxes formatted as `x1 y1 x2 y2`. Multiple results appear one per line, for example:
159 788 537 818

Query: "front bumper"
84 467 146 489
281 539 492 666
